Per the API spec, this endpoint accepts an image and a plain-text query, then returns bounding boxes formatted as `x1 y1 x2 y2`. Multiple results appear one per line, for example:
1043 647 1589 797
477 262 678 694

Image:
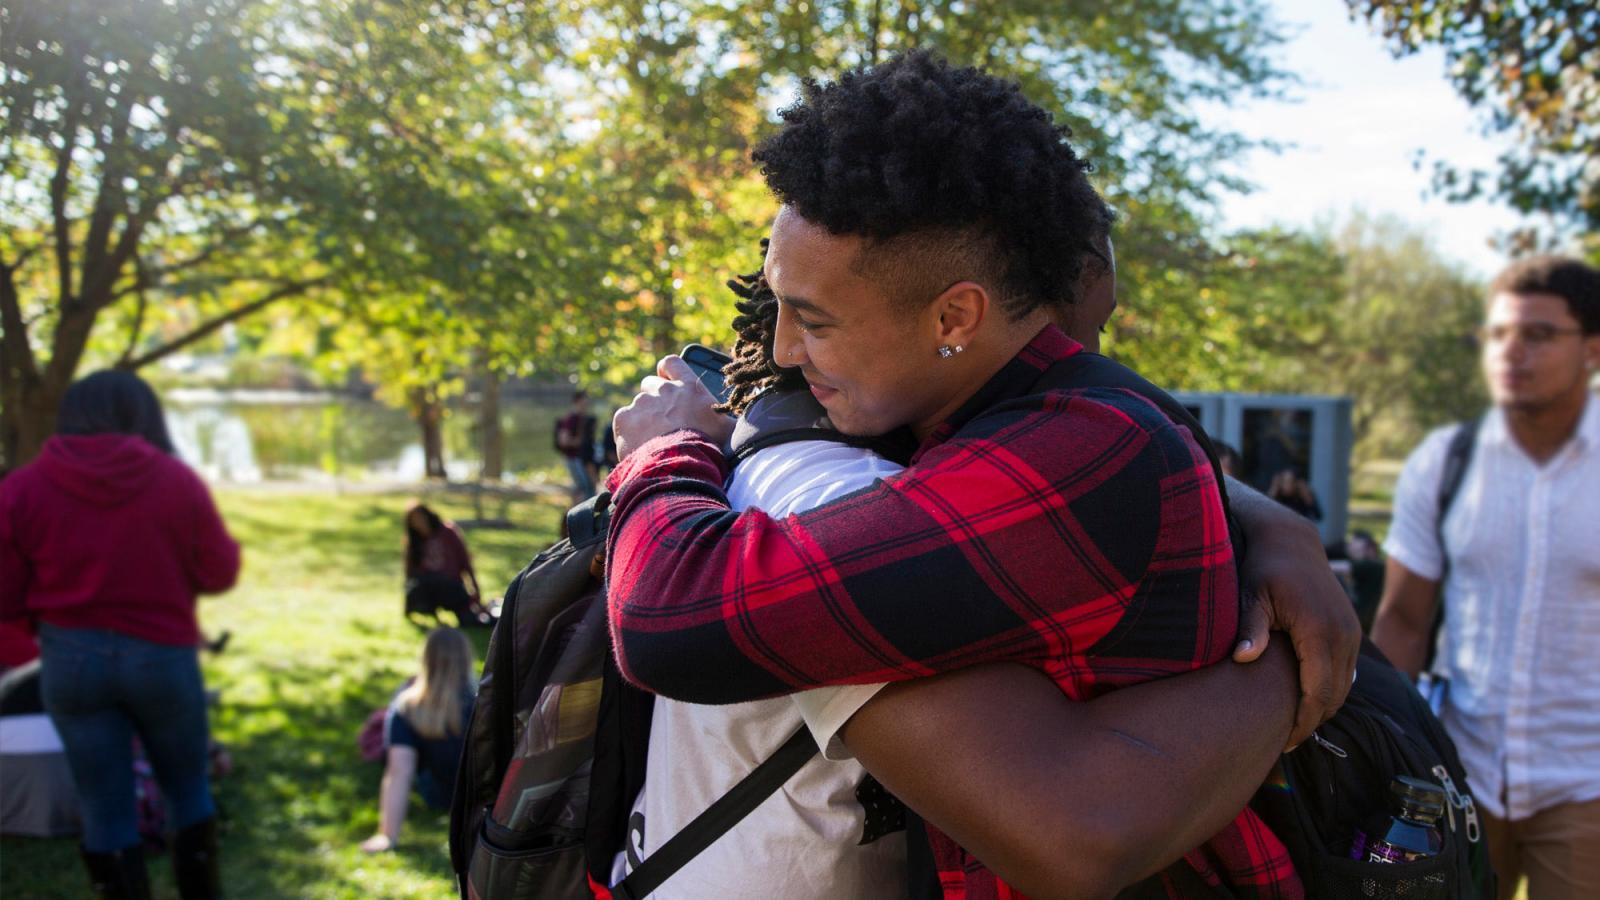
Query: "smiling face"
763 207 961 438
1481 291 1600 413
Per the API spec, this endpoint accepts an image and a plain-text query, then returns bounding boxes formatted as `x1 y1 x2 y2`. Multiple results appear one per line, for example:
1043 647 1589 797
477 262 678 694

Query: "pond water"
163 389 580 483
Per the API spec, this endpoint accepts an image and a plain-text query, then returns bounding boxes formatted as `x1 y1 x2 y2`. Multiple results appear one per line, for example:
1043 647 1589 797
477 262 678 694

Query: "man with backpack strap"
1373 256 1600 900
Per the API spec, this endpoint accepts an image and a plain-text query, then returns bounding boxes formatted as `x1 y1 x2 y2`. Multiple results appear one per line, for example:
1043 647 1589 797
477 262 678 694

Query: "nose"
773 303 809 369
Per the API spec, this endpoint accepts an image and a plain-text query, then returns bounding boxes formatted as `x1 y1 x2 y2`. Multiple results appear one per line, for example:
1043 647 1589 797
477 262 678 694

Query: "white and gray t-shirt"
610 439 906 899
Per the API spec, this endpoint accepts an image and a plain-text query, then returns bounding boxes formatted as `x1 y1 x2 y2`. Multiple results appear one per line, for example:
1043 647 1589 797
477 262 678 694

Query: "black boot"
79 845 152 900
172 817 223 899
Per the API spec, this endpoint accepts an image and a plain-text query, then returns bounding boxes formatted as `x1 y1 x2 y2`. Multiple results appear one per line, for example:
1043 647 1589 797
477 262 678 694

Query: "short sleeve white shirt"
611 439 906 898
1384 395 1600 820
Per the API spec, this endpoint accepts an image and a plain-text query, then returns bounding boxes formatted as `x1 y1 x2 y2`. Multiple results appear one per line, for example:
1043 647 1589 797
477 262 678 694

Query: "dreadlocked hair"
716 239 807 416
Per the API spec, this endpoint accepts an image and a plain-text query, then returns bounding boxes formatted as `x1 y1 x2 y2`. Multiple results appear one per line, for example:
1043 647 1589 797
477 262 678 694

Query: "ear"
931 281 991 350
1585 333 1600 372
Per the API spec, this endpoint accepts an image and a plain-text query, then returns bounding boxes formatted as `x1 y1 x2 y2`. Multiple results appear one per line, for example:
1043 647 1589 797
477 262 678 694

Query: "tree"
2 0 1311 475
1111 213 1485 461
1109 227 1346 396
1348 1 1600 250
551 0 1299 382
0 0 598 471
0 0 311 466
1323 213 1486 459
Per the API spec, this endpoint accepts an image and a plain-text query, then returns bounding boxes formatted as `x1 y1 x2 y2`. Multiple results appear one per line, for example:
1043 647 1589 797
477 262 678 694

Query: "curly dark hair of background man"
751 49 1115 320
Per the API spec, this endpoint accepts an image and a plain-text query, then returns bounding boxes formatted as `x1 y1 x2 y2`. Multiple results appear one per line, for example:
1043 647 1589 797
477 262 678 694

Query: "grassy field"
1 487 567 899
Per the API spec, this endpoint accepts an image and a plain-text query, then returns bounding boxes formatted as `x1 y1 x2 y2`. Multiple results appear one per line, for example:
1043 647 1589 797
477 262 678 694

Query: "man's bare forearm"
1370 558 1441 679
841 641 1299 899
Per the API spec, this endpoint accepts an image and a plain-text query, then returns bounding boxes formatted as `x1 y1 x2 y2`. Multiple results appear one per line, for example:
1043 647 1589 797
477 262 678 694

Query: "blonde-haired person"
360 628 476 853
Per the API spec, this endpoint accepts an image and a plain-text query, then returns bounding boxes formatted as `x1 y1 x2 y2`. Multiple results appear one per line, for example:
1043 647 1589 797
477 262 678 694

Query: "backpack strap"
567 491 611 549
1424 418 1482 670
610 726 818 900
729 388 913 467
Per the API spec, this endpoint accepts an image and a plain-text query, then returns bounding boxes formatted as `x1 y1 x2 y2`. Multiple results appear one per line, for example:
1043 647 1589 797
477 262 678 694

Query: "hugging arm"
605 400 1222 703
1226 476 1361 747
841 640 1299 900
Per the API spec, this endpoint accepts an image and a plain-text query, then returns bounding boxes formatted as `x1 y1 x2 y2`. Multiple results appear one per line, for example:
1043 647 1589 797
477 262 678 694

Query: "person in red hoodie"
0 369 239 900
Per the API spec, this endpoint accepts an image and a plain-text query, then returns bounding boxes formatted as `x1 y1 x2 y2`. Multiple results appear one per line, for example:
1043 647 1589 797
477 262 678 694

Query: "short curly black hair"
753 50 1113 319
1490 255 1600 335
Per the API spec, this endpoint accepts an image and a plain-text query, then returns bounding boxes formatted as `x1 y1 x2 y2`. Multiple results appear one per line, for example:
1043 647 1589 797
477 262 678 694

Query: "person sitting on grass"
403 502 492 628
361 627 476 854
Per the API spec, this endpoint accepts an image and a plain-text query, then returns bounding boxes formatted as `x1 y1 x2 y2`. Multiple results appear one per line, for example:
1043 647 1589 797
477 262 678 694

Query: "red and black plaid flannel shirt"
603 325 1301 899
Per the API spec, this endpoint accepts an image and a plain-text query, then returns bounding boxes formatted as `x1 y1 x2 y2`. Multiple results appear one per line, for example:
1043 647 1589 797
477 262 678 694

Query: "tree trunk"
2 261 87 469
412 387 447 480
478 365 504 481
2 381 64 471
651 285 677 359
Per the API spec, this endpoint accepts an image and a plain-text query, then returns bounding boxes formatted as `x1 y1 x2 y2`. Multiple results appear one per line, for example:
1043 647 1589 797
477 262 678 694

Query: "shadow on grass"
209 650 430 896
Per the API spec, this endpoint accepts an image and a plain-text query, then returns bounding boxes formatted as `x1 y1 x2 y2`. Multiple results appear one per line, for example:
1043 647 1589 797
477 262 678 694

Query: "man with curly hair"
1373 256 1600 900
606 51 1357 898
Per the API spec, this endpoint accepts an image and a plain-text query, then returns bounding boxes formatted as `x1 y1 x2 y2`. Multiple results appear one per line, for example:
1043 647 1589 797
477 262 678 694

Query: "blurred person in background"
0 369 239 899
1373 256 1600 900
403 502 492 628
360 627 476 854
553 389 598 501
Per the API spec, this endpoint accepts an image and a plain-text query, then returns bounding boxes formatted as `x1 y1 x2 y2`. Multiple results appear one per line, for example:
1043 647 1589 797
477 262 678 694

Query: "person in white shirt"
610 433 910 899
1373 255 1600 900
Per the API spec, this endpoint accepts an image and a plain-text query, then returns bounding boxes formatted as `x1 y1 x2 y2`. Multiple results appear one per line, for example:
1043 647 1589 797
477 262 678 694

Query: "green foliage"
553 0 1298 379
1323 213 1488 457
1112 212 1486 461
0 487 566 899
4 0 1339 469
1347 1 1600 252
1111 227 1347 394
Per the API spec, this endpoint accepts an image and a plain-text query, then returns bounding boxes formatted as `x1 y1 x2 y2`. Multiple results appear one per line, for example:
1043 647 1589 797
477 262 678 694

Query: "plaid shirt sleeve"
603 388 1238 704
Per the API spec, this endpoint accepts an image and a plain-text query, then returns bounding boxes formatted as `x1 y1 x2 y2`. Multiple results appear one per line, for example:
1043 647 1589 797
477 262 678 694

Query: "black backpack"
448 392 908 900
1029 353 1494 900
1248 639 1495 900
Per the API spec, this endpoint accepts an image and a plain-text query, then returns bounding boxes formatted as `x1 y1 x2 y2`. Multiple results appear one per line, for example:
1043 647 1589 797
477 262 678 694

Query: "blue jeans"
38 624 216 852
565 456 596 498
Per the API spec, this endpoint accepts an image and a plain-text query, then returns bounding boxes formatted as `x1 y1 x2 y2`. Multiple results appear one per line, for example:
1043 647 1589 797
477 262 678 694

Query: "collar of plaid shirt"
603 323 1300 899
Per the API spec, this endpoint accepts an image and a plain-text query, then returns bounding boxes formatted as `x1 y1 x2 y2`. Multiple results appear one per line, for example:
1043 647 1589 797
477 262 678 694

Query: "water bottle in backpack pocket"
1251 640 1495 900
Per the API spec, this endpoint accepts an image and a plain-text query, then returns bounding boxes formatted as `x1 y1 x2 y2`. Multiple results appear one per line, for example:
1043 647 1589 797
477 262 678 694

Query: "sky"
1212 1 1535 277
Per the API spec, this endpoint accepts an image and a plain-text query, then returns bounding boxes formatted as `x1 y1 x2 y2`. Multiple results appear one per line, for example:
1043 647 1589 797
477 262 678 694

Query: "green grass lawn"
2 487 566 899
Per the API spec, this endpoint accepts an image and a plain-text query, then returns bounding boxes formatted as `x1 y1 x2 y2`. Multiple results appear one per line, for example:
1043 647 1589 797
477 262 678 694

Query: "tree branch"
0 241 42 274
117 277 328 370
109 219 268 299
0 259 40 383
116 256 152 366
50 106 79 308
79 72 139 305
